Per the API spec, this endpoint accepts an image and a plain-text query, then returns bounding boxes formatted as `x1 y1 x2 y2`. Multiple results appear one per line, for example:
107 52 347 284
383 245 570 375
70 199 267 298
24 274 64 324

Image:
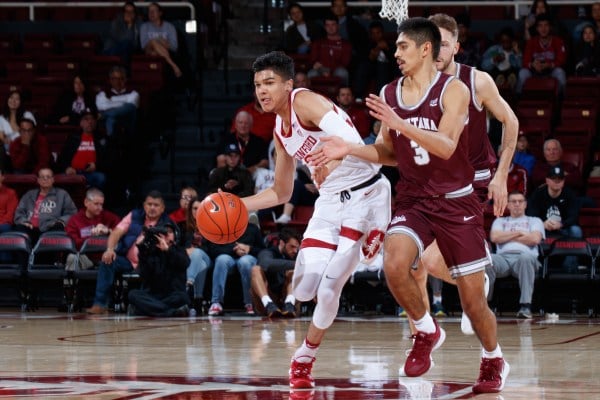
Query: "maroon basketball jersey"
455 63 497 172
383 72 474 197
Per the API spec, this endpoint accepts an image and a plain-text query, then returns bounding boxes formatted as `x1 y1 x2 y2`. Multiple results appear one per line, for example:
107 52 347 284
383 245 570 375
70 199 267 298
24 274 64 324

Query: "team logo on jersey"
429 98 439 107
390 215 406 224
293 135 318 161
292 122 304 137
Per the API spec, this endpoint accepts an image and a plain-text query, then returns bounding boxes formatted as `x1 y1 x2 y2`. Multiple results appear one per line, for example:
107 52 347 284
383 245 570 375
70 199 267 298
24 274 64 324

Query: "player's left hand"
487 176 507 217
365 94 405 132
307 136 348 166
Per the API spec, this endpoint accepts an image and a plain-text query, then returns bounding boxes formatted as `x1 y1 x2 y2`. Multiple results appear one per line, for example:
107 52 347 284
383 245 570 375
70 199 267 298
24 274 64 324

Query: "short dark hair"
279 227 302 244
535 12 551 25
252 51 295 81
145 190 164 203
287 2 303 15
397 17 441 60
323 10 338 23
508 190 525 199
369 20 384 31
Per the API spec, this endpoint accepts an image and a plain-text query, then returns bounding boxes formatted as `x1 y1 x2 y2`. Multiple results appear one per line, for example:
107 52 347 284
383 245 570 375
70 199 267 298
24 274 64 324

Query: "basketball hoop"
379 0 409 25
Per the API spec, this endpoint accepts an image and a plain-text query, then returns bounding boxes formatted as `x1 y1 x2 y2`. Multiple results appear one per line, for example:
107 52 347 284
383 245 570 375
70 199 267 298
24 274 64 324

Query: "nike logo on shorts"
463 216 475 221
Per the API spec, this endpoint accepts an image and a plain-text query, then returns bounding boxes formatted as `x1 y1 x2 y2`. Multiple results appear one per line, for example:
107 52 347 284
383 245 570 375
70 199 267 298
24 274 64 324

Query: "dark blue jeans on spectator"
93 255 134 308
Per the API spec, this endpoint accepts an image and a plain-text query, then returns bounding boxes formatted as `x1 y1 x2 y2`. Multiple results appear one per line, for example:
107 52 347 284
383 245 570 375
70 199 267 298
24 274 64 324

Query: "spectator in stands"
517 13 567 96
253 141 276 195
307 11 352 86
573 23 600 77
206 221 265 316
86 190 172 314
103 1 141 64
96 65 140 137
128 220 190 317
481 27 522 91
55 109 108 190
64 187 120 271
527 165 582 271
593 2 600 36
523 0 551 41
363 119 380 145
293 71 311 89
283 2 324 55
273 163 318 225
181 196 212 313
0 90 36 154
251 228 301 318
428 276 447 317
0 168 18 234
216 110 268 174
335 86 371 139
52 75 98 126
208 144 255 198
9 118 51 175
531 138 582 192
169 186 197 226
513 133 536 177
366 20 396 94
454 12 484 67
488 191 544 319
14 168 77 244
229 97 276 144
140 2 182 78
492 147 530 197
330 0 369 98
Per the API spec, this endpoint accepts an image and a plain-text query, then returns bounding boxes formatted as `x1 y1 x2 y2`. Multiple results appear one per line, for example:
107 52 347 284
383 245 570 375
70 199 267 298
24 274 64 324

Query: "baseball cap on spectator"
547 165 565 179
224 143 241 155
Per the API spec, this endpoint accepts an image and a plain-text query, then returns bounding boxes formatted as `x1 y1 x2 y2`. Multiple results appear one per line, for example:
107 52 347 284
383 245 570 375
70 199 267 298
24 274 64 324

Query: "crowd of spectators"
1 0 600 317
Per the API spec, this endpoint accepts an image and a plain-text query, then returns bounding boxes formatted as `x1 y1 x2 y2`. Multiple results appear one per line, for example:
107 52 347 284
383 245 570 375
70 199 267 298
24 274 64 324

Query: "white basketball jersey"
274 89 380 194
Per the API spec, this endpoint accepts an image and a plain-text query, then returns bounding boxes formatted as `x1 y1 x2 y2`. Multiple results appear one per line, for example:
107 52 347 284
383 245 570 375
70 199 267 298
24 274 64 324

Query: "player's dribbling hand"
307 136 349 166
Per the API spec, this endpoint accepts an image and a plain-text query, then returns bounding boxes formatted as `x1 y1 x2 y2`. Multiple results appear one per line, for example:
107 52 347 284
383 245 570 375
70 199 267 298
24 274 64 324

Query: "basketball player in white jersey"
242 51 391 391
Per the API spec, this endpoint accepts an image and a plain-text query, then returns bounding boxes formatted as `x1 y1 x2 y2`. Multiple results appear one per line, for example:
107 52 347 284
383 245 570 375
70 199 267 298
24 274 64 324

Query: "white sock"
482 344 503 359
433 295 442 304
293 338 319 362
413 312 436 334
261 295 272 307
285 294 295 304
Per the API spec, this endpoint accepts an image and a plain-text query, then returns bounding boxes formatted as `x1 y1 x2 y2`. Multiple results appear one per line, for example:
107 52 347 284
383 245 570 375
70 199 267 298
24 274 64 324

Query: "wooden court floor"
0 310 599 399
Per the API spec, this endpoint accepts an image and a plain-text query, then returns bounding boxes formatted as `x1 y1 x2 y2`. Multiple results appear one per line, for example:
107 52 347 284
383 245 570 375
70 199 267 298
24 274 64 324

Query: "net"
379 0 409 25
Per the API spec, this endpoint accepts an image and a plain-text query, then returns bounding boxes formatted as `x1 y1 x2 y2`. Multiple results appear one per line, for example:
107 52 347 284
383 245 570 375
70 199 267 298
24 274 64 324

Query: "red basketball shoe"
473 357 510 393
402 319 446 377
289 357 316 389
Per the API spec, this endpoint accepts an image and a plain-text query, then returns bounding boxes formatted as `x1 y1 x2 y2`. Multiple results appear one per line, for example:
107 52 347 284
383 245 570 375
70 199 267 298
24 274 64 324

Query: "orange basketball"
196 192 249 244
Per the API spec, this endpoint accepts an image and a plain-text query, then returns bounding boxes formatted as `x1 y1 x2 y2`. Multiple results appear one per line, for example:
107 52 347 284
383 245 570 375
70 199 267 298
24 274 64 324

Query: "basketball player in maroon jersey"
311 17 508 394
412 13 519 335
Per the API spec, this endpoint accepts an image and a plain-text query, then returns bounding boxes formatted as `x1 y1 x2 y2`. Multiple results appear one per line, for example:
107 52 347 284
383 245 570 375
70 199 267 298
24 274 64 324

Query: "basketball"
196 192 249 244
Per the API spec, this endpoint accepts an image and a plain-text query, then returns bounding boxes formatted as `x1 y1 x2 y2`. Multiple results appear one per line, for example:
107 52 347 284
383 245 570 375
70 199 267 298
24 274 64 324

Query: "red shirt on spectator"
230 101 276 144
309 37 352 73
0 185 18 225
523 35 566 68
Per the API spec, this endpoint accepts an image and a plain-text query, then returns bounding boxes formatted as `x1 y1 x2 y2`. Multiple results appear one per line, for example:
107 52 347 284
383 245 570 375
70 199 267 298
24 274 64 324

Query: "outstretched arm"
365 79 469 160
